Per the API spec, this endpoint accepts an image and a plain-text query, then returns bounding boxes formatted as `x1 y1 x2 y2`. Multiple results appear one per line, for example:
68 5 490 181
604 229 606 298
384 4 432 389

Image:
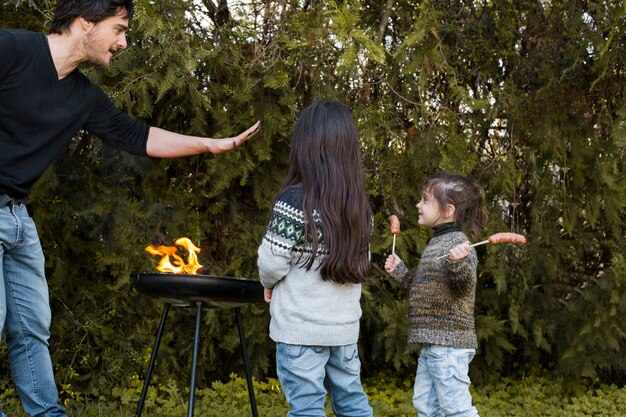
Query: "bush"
3 372 626 416
473 373 626 417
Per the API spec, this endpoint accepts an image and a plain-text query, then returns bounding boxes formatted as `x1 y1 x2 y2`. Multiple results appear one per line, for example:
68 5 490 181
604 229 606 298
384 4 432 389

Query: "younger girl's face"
416 191 448 228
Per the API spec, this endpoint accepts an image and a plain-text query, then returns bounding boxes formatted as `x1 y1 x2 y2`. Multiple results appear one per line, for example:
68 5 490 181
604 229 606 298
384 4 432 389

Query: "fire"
145 237 203 274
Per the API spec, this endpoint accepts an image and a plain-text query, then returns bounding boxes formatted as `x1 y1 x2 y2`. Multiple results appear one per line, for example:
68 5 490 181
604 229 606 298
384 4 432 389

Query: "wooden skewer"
469 239 489 248
435 240 489 260
392 235 396 254
436 232 527 260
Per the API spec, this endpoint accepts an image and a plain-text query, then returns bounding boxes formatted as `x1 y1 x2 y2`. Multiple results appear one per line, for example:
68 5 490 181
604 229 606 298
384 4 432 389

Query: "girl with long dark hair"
257 99 373 416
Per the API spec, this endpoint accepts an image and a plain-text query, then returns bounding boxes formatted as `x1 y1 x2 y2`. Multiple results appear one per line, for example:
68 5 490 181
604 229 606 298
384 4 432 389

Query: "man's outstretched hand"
209 120 261 154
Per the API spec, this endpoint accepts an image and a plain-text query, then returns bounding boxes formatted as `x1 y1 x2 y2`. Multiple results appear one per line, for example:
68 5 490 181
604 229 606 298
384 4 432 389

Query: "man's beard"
92 58 110 71
86 50 111 72
84 34 112 71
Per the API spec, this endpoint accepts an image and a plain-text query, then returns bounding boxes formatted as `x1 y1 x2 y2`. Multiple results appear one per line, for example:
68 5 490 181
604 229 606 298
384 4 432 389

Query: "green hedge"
2 0 625 397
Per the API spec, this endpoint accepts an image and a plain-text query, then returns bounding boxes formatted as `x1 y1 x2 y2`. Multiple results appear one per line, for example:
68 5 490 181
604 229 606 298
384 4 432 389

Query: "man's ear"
78 16 94 31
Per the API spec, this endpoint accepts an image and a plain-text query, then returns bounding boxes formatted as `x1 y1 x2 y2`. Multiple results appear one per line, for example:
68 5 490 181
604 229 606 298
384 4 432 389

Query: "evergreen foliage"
1 0 625 403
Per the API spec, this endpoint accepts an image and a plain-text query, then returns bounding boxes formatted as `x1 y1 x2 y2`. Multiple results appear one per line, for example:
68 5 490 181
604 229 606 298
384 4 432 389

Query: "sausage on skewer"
437 232 527 259
389 215 400 254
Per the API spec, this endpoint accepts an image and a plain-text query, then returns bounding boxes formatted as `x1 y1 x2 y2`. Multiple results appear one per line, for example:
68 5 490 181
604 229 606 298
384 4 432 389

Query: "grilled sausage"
389 215 400 235
488 232 526 245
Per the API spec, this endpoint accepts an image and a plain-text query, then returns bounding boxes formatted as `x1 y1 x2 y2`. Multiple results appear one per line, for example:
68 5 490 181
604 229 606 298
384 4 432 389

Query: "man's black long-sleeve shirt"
0 29 149 199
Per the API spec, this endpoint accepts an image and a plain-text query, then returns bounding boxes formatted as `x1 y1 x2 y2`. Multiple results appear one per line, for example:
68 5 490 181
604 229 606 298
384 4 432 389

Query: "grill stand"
134 302 259 417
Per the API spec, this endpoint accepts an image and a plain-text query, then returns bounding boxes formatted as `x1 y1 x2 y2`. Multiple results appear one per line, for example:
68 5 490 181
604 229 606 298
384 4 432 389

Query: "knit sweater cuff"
390 261 410 284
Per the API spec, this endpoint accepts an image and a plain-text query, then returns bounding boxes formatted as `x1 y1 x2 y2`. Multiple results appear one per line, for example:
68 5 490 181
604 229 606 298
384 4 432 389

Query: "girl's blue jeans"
413 344 480 417
276 342 373 417
0 202 67 417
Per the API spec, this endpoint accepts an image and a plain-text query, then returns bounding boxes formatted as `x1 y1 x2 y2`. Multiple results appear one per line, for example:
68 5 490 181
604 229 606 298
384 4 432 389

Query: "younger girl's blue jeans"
413 344 480 417
276 342 373 417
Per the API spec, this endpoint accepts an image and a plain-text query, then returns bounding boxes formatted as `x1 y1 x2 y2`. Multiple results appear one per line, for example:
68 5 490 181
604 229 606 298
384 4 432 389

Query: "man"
0 1 260 416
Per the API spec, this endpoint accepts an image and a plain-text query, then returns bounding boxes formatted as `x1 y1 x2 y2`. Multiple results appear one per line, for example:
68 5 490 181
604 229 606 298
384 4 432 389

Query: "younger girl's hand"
448 241 471 261
385 253 402 273
264 288 273 303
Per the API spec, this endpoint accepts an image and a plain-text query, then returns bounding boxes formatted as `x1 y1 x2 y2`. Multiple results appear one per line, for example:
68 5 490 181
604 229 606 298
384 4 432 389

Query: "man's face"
83 10 129 71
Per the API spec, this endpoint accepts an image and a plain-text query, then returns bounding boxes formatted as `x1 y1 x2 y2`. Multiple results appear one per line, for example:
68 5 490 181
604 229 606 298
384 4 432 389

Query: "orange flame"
145 237 203 274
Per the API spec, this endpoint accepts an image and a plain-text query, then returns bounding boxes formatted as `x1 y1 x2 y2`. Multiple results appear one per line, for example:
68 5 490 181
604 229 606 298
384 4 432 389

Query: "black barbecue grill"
131 272 264 417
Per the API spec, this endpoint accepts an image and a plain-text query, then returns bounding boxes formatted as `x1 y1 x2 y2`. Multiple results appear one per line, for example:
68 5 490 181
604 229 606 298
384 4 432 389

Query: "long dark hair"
279 99 373 284
50 0 135 34
421 172 488 240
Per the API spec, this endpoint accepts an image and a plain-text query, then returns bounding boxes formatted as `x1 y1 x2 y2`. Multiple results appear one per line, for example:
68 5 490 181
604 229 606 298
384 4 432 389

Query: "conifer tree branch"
377 0 394 43
201 0 231 27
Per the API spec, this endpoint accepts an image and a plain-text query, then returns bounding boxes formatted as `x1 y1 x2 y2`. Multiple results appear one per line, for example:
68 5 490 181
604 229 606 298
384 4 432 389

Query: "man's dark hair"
50 0 135 34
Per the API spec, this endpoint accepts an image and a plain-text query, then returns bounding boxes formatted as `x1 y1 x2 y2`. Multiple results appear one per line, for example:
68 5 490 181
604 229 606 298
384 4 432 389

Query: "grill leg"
136 303 171 417
235 307 258 417
188 301 203 417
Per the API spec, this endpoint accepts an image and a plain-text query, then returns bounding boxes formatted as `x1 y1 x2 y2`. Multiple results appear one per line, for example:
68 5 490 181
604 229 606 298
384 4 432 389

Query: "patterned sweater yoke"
263 183 325 261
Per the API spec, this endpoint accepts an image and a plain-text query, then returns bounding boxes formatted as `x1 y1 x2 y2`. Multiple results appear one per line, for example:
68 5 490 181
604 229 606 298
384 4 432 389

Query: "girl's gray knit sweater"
390 229 478 349
257 184 363 346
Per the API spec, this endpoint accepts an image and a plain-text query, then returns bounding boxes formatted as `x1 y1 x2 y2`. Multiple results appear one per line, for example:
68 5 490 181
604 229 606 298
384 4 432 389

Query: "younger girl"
257 100 373 417
385 172 487 417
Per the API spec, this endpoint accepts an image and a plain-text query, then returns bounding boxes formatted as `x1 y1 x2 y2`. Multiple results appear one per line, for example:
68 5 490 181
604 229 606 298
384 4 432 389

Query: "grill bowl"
132 272 264 308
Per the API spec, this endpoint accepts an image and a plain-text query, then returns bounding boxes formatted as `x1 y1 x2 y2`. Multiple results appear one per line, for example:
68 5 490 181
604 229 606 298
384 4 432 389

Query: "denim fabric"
412 345 479 417
0 203 67 417
276 342 373 417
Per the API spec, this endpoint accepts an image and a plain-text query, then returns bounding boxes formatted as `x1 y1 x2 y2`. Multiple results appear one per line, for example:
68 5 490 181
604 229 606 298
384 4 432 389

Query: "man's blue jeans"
0 203 67 417
413 344 479 417
276 342 373 417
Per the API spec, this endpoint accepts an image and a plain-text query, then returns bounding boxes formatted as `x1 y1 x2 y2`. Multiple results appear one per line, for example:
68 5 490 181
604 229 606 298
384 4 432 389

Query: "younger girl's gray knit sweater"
390 229 478 349
257 184 364 346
